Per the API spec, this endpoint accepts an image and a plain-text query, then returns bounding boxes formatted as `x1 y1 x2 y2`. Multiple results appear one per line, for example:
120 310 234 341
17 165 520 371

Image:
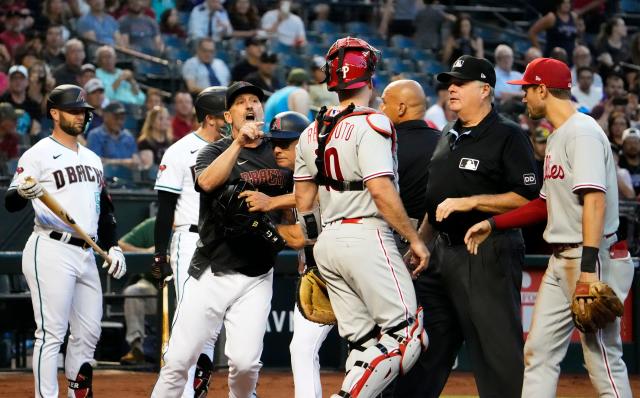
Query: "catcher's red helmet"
324 37 380 92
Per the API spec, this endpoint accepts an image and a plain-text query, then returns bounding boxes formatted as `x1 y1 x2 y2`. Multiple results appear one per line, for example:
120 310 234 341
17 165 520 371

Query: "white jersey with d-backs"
10 136 104 237
155 132 209 227
540 112 619 243
294 108 397 224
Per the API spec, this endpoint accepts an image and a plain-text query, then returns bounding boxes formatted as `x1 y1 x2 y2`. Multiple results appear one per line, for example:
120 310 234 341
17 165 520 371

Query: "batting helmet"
46 84 94 119
195 86 227 123
269 111 310 140
324 37 380 92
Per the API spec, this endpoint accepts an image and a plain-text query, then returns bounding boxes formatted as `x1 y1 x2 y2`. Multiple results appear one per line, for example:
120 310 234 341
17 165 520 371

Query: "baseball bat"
25 176 111 264
161 284 170 367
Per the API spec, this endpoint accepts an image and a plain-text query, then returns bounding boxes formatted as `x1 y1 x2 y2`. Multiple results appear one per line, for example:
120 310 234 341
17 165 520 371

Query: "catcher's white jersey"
10 136 103 237
154 132 209 227
540 112 619 243
294 108 398 224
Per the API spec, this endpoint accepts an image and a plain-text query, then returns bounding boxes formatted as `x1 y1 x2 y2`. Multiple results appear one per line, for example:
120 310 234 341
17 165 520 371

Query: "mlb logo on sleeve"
459 158 479 171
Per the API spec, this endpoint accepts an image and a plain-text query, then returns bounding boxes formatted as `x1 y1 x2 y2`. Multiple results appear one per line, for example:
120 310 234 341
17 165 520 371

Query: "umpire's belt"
49 231 94 250
438 231 466 246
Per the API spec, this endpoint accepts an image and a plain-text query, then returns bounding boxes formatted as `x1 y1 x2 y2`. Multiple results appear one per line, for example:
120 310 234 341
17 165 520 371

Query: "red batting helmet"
324 37 380 92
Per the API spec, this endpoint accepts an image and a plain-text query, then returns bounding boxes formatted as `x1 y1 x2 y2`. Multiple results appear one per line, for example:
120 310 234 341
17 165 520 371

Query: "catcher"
464 58 633 397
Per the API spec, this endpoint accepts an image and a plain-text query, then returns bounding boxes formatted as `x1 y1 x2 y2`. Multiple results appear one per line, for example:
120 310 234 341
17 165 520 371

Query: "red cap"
507 57 572 89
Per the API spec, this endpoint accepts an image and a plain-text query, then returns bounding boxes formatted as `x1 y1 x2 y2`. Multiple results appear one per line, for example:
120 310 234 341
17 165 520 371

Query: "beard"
59 115 86 136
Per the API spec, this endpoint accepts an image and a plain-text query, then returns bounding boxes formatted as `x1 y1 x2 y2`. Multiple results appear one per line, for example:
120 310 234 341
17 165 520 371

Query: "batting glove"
151 255 173 288
103 246 127 279
17 179 44 200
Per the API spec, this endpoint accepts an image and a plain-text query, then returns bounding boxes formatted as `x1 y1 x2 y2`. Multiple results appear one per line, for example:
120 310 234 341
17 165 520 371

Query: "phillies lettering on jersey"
543 155 565 180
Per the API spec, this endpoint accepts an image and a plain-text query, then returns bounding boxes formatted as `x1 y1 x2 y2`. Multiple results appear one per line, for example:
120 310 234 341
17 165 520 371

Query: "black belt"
189 224 198 233
49 231 93 249
438 231 466 246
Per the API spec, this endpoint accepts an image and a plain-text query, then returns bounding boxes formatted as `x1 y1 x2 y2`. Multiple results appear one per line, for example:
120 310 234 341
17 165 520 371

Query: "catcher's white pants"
170 229 219 398
522 236 633 398
22 232 102 398
152 267 273 398
290 304 333 398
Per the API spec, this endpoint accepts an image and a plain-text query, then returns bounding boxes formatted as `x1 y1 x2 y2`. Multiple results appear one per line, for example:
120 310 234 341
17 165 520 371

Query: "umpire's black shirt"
192 136 291 277
425 108 539 241
396 120 440 222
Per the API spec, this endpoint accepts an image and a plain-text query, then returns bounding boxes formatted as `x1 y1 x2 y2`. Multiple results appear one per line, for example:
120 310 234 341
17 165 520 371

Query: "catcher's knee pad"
194 353 213 398
395 307 428 375
68 362 93 398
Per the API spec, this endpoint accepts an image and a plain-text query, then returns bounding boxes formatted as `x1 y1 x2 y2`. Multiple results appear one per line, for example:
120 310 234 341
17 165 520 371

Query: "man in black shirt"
151 82 289 398
402 56 539 398
231 37 265 82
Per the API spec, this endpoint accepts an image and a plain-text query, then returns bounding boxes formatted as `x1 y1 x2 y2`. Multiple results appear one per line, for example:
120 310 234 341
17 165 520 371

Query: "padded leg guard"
193 353 213 398
398 307 428 375
68 362 93 398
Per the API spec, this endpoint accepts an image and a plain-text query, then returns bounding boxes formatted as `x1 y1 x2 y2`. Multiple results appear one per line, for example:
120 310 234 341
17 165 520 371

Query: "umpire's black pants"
393 230 525 398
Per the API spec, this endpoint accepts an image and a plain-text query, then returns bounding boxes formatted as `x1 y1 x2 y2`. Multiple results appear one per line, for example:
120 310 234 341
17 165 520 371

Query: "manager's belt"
189 224 198 233
49 231 94 250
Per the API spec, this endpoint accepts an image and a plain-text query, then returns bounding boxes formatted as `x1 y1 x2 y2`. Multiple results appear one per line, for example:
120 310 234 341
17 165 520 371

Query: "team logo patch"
156 164 166 180
453 59 464 68
523 173 537 185
272 116 281 131
16 167 23 174
459 158 479 171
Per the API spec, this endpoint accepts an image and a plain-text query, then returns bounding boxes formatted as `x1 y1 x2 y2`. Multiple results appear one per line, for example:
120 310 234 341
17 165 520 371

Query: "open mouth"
245 113 255 121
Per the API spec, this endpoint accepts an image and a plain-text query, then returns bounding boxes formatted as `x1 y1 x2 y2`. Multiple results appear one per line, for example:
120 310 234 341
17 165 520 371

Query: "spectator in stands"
84 78 106 132
79 63 97 88
618 127 640 195
595 16 629 67
171 91 197 141
528 0 578 60
53 39 85 86
113 0 156 19
612 148 636 200
493 44 524 104
378 0 416 38
414 0 456 53
261 0 306 48
425 82 449 130
0 8 26 58
95 45 146 105
26 62 54 118
38 0 74 41
159 8 187 38
591 73 638 126
182 37 230 95
571 45 603 88
118 217 156 253
0 102 20 175
264 68 311 128
119 0 164 55
0 65 42 128
630 32 640 67
608 111 630 153
524 46 542 65
188 0 233 42
245 51 280 93
442 14 483 66
42 25 65 68
76 0 122 46
308 55 338 112
231 36 265 82
229 0 261 39
87 101 140 174
571 66 602 112
137 105 172 171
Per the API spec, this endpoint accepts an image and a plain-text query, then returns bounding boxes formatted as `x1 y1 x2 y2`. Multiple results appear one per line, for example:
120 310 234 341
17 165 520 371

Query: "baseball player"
152 86 228 397
294 37 429 398
4 84 127 398
151 81 290 398
465 58 634 397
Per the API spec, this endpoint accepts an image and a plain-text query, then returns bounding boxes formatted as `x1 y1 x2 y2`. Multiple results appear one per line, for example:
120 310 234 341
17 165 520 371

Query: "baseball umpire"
151 81 289 398
152 86 228 397
465 57 633 397
404 56 539 398
4 84 126 397
294 37 429 398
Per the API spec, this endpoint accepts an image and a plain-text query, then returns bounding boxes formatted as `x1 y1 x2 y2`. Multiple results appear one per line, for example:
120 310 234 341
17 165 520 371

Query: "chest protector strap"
314 103 375 191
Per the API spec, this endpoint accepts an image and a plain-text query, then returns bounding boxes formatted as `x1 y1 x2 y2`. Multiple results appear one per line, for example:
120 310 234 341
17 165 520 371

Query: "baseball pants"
22 232 102 398
522 236 633 398
123 278 157 346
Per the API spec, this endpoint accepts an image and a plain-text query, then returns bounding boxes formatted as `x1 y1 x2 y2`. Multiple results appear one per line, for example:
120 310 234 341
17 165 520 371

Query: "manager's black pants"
394 230 525 398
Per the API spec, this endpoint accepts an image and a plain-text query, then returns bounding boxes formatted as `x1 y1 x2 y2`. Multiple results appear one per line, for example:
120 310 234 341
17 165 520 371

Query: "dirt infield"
1 370 639 397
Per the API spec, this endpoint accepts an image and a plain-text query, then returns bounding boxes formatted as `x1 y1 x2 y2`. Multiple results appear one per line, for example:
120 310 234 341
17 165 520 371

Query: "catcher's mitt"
296 267 336 325
571 281 624 333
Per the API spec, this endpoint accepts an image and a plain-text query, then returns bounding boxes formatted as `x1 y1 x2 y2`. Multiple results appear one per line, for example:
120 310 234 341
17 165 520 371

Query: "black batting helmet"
269 111 310 140
195 86 227 123
46 84 94 119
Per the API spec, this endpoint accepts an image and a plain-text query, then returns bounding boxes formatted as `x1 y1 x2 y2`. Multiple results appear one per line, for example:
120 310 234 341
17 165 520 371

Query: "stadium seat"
305 43 327 57
162 34 185 49
311 20 341 34
177 11 190 27
379 46 403 59
414 49 436 62
621 0 640 12
384 58 415 74
390 35 416 51
281 54 308 68
345 22 375 36
136 62 169 78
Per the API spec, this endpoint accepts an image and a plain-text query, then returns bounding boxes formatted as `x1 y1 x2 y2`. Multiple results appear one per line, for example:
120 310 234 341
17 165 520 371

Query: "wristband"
487 217 496 231
580 246 599 273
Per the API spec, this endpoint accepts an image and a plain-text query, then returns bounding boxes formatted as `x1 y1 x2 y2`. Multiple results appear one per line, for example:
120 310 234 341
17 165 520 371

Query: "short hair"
64 38 84 53
548 88 572 99
95 45 115 63
198 37 215 49
576 66 593 76
337 86 368 102
494 44 513 59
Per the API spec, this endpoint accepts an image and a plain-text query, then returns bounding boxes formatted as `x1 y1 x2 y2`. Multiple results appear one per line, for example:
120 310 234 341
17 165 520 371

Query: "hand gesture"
239 190 272 212
464 220 492 255
436 197 476 222
236 121 265 147
151 255 173 288
406 239 430 279
103 246 127 279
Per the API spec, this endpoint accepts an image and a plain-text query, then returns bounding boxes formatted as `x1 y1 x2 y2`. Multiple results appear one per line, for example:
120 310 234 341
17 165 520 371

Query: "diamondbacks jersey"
9 136 104 237
154 132 209 227
294 108 397 224
540 112 619 243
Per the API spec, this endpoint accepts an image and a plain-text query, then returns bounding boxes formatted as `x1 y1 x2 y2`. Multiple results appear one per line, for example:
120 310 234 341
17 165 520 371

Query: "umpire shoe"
119 346 145 365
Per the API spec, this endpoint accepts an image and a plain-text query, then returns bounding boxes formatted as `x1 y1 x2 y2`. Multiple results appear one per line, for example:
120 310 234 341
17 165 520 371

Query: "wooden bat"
161 284 170 367
25 176 111 264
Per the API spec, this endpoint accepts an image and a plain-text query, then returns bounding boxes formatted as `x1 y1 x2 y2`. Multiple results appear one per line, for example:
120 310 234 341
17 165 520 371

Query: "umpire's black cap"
437 55 496 88
226 81 265 108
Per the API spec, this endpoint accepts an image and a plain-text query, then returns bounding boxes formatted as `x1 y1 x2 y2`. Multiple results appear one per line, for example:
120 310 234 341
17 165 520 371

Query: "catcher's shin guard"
68 362 93 398
193 353 213 397
397 307 428 375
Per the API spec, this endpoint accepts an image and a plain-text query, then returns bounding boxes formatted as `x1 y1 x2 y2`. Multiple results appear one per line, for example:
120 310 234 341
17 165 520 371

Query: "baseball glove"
571 281 624 333
296 266 336 325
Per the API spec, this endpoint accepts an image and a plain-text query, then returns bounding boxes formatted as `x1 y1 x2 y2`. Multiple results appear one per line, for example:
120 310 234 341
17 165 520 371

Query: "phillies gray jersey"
294 108 398 224
540 112 619 243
